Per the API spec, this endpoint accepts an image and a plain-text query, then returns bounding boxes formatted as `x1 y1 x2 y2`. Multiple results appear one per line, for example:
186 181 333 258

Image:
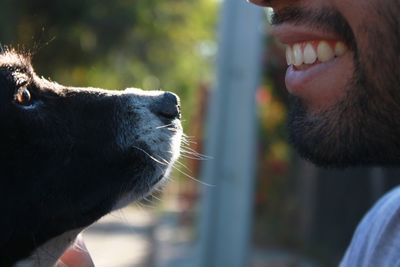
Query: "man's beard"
277 4 400 168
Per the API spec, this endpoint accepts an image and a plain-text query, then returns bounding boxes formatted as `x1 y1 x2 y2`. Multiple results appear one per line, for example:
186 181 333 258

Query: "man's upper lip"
269 24 343 45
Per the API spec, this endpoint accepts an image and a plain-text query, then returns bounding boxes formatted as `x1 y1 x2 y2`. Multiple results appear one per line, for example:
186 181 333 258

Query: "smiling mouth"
283 38 352 94
286 40 348 68
268 22 355 110
284 38 351 95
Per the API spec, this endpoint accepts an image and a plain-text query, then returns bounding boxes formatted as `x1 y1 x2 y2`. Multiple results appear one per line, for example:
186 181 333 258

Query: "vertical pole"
197 1 264 267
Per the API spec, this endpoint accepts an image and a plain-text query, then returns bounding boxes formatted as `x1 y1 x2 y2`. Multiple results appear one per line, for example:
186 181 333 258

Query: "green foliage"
0 0 218 127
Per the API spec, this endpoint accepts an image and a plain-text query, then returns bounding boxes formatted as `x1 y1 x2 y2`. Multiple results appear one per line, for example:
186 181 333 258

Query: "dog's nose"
151 92 181 121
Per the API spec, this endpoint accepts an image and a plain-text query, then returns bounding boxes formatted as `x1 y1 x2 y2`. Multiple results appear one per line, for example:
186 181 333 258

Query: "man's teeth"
286 41 348 67
304 43 317 64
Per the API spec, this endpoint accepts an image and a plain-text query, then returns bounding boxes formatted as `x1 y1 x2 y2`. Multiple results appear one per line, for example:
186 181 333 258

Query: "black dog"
0 50 182 266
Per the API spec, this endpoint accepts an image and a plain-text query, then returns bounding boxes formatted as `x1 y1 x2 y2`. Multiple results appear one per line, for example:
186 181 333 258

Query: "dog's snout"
151 92 181 121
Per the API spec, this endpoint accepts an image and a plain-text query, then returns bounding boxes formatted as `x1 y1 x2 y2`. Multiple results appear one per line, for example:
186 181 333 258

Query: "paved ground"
84 206 157 267
84 205 196 267
84 206 320 267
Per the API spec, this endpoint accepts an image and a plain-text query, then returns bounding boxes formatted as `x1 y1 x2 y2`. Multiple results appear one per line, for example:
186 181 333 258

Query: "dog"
0 50 182 266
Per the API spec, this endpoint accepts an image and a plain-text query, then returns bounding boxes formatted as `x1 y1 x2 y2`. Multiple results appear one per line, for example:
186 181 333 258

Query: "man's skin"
249 0 400 168
57 234 94 267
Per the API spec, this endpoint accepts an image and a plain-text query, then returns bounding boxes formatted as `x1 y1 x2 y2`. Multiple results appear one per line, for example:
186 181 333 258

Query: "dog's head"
0 50 182 264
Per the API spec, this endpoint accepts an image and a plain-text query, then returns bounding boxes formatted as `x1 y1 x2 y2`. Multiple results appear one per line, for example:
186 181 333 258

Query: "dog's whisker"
138 200 154 209
166 127 179 132
156 123 175 129
154 154 173 165
132 146 168 166
180 140 190 147
153 187 165 193
156 150 211 184
182 135 194 141
149 193 162 202
110 209 128 222
181 133 197 141
171 165 215 187
180 147 211 160
180 139 194 146
180 153 208 161
134 202 147 212
173 159 192 173
180 151 210 161
135 197 158 211
141 196 158 206
181 138 198 147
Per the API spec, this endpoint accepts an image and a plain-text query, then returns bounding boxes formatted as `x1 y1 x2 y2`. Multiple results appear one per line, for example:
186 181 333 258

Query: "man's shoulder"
340 186 400 267
364 186 400 223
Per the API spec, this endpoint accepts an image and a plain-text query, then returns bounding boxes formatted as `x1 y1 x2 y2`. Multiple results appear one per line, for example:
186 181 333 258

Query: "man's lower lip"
284 53 354 111
285 58 341 96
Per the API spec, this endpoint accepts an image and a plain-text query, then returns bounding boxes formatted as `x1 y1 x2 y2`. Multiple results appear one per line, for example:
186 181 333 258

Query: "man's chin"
287 96 400 168
288 129 355 169
288 116 400 169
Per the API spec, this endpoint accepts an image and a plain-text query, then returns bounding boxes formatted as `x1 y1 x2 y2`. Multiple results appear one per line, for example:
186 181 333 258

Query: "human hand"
54 234 94 267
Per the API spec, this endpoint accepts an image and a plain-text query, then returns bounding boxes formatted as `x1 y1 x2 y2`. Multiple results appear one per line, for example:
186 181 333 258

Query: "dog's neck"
14 228 83 267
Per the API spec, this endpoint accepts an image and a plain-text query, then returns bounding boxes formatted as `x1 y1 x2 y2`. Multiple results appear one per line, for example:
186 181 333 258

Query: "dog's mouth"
146 129 182 187
113 116 182 209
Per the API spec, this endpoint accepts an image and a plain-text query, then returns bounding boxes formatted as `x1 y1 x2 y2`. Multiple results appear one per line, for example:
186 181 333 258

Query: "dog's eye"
15 87 32 106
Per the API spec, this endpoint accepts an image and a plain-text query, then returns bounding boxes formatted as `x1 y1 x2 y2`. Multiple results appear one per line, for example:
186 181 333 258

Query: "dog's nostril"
151 92 181 121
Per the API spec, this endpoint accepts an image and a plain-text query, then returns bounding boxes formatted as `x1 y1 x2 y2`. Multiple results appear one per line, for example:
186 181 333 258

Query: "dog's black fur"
0 50 181 266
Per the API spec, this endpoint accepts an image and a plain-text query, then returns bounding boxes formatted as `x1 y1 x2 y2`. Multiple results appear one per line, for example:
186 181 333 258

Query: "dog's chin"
112 166 173 211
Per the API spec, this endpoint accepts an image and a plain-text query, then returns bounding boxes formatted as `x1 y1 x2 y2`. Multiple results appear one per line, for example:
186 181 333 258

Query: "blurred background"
2 0 400 266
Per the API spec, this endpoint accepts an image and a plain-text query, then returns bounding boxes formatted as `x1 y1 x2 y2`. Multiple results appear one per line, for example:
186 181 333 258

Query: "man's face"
250 0 400 167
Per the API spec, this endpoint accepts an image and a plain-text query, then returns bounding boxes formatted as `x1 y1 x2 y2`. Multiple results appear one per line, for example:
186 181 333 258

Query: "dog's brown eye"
16 87 32 106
